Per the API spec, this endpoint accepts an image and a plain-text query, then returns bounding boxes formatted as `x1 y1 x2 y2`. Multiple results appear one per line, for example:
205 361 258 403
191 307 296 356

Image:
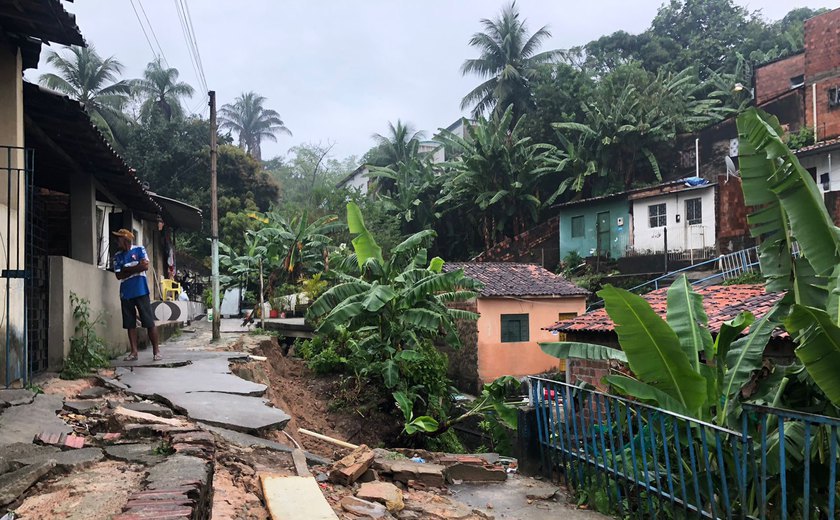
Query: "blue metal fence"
530 376 840 519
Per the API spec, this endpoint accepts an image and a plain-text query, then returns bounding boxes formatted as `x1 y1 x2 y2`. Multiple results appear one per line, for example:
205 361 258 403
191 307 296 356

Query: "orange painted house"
442 262 588 393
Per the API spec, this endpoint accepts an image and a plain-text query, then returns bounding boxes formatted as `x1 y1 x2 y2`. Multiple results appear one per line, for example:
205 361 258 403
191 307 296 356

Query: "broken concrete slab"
78 386 109 399
109 400 174 418
261 475 338 520
0 444 58 475
12 447 104 470
63 400 103 413
161 391 289 433
357 481 405 513
0 394 69 447
292 449 311 477
0 388 35 406
0 461 55 506
439 456 506 483
341 496 392 519
110 357 192 368
96 375 128 391
198 423 330 465
374 459 446 488
104 444 166 466
115 359 266 399
146 455 211 490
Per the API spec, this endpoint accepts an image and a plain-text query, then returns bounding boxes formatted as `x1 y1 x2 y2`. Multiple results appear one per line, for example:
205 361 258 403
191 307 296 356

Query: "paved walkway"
111 321 290 433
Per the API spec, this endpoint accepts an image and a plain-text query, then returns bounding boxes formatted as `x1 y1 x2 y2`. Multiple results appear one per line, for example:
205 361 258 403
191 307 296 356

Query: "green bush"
62 292 110 379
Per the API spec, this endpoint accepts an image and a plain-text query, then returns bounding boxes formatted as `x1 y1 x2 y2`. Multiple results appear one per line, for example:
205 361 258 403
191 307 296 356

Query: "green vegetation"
62 292 110 380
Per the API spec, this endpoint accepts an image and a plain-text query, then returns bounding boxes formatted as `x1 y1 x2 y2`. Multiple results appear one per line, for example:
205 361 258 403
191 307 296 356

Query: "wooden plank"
292 449 311 477
261 475 337 520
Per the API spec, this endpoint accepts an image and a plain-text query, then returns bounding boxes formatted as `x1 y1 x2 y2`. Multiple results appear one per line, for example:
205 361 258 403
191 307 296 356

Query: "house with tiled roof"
440 262 588 393
545 284 794 389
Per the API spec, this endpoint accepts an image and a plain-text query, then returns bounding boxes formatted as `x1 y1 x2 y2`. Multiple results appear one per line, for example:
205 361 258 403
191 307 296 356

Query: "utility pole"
209 91 220 340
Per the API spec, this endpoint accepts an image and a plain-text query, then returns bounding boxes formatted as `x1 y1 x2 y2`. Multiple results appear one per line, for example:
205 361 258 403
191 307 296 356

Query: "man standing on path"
112 229 161 361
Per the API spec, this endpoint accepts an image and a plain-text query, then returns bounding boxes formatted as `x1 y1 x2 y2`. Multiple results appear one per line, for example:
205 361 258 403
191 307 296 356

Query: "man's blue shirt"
114 245 150 300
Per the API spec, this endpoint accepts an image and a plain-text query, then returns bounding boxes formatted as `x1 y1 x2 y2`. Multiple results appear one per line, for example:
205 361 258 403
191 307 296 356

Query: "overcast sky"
33 0 834 162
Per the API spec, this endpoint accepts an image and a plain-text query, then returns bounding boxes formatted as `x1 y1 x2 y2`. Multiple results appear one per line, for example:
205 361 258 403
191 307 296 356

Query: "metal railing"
531 377 750 518
530 376 840 519
586 246 760 311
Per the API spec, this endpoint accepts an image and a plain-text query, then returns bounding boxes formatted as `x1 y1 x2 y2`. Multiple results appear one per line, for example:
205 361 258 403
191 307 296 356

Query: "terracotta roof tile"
443 262 589 298
547 284 783 334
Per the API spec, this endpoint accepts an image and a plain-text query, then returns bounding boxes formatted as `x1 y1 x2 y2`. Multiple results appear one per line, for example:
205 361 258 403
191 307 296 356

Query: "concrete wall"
558 198 630 260
755 53 805 106
630 185 716 254
0 44 25 385
48 255 131 370
474 296 585 383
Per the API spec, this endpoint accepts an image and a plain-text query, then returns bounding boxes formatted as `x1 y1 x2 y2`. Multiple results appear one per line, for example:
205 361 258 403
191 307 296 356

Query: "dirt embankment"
232 335 401 459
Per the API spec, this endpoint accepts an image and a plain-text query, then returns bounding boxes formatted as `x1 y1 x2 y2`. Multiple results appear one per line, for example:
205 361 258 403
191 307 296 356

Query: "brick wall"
826 191 840 226
566 358 610 391
715 175 754 254
439 300 481 394
804 8 840 141
474 216 560 271
755 53 805 106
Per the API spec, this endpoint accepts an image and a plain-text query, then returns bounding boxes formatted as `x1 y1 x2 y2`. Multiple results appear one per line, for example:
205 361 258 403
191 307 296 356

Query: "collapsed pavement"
0 322 606 519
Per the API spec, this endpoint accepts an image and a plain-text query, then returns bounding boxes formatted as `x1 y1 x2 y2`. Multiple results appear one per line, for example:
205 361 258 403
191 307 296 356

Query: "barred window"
648 203 666 228
686 198 702 225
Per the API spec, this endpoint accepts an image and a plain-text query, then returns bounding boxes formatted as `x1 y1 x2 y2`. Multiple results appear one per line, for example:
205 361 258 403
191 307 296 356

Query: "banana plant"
736 107 840 406
541 275 783 426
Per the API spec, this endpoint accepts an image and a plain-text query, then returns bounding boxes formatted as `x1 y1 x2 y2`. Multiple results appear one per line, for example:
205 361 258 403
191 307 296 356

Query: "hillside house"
546 284 791 390
0 0 201 386
441 262 588 393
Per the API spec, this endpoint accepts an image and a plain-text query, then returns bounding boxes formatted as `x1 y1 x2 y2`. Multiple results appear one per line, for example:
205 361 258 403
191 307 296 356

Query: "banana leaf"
788 304 840 406
347 202 383 267
666 275 713 368
540 342 628 363
599 285 707 414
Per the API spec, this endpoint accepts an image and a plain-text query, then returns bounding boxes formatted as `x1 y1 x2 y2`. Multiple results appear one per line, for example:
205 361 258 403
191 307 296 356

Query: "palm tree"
460 2 561 121
132 57 195 122
368 120 424 168
219 92 291 161
38 45 132 144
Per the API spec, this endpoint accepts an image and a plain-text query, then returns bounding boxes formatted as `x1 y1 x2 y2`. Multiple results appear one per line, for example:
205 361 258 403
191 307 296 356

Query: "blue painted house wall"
558 197 631 260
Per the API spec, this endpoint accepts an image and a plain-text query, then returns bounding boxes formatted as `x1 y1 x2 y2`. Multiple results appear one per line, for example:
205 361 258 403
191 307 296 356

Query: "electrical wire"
136 0 170 68
128 0 158 60
173 0 208 94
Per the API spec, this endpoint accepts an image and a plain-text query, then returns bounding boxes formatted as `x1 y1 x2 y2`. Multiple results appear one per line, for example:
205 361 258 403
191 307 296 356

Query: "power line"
136 0 169 68
128 0 158 60
173 0 208 94
181 0 208 89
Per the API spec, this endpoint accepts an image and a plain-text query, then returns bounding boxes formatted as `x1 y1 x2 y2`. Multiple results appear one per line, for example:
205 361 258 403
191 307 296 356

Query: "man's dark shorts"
121 294 155 329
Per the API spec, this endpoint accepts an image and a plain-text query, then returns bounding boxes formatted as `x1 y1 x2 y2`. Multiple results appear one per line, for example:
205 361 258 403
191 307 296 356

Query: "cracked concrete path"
113 322 290 433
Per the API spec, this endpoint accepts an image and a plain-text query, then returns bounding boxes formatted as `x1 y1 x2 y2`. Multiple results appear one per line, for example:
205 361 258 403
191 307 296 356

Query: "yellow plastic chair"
161 278 181 301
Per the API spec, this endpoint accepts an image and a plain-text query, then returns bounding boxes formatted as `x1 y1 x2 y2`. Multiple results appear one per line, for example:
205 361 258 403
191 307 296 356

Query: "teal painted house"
557 194 631 260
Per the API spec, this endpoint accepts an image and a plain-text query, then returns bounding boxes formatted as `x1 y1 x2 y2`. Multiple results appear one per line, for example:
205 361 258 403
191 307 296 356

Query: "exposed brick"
64 435 85 449
755 53 804 105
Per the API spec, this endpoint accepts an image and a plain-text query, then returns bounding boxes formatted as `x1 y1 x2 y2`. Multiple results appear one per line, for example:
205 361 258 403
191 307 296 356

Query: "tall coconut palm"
368 120 424 168
38 45 132 144
219 92 291 161
133 57 195 122
460 2 561 121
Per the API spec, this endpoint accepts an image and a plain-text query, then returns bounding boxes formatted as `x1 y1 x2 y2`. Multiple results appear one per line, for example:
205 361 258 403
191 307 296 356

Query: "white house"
336 164 370 195
629 183 717 256
796 139 840 194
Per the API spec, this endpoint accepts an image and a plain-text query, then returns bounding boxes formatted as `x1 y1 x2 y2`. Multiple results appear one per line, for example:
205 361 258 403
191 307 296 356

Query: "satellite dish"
725 156 739 181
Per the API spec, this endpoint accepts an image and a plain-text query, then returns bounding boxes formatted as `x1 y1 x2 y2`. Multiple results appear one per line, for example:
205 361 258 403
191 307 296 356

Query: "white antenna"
725 156 739 182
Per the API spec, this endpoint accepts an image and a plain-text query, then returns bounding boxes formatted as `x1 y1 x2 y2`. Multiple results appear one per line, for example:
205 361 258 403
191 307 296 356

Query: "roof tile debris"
547 284 783 334
443 262 589 298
